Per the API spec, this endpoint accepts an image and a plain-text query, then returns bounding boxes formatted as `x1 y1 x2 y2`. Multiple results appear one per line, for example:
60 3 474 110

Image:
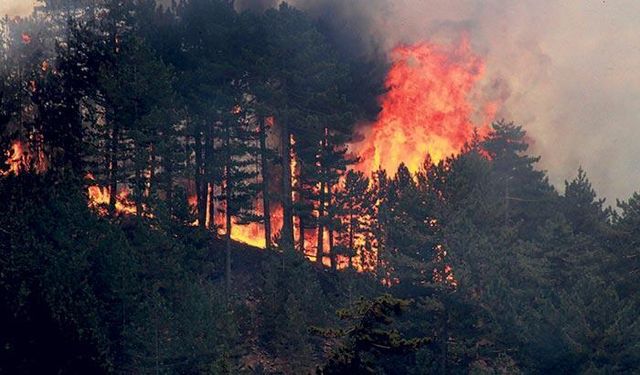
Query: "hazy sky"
3 0 640 202
397 1 640 203
0 0 37 17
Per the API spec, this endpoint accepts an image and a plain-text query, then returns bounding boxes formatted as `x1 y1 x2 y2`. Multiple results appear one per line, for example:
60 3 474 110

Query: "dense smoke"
3 0 640 201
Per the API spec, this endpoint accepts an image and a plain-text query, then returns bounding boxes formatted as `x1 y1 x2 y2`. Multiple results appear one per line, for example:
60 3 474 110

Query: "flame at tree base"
4 36 500 283
3 140 48 176
181 38 502 277
86 174 138 215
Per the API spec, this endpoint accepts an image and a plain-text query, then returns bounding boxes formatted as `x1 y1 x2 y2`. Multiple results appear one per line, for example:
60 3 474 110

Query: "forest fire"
3 140 47 175
86 174 137 215
3 34 497 279
352 38 499 175
229 204 283 248
2 143 138 217
4 141 27 175
197 198 284 249
4 2 636 372
184 38 501 273
3 29 490 278
347 38 501 281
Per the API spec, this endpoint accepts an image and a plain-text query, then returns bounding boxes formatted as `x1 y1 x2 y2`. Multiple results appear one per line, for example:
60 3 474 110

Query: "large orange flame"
182 39 501 274
352 38 499 175
3 38 492 281
346 38 502 280
188 193 284 249
221 203 283 249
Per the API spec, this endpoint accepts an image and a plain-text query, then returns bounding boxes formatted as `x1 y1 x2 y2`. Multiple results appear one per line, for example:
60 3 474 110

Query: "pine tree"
173 0 237 228
97 33 175 217
316 127 356 267
613 192 640 296
481 120 556 236
261 3 356 253
563 167 609 235
334 170 374 269
312 294 429 374
219 92 261 295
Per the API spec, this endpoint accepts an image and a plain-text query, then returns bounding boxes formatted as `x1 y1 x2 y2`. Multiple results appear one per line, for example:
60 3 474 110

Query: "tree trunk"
194 124 206 228
299 216 306 253
280 112 295 251
317 129 327 265
108 120 119 216
349 206 355 269
259 116 272 250
317 180 326 266
206 121 216 230
148 144 155 201
208 183 215 230
164 151 173 207
327 182 336 269
225 197 232 296
224 122 232 296
135 159 143 217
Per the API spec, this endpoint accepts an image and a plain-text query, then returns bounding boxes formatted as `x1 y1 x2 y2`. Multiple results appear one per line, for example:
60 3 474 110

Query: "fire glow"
5 37 497 280
4 141 27 175
3 140 47 176
86 174 137 216
179 39 499 274
352 38 499 175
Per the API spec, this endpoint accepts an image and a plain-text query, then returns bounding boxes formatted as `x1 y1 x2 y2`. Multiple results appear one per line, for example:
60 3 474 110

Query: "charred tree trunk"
194 123 206 228
135 158 143 217
148 144 155 201
206 123 216 230
299 216 306 254
327 182 336 269
280 112 294 252
208 183 215 230
225 194 232 296
349 206 355 269
108 120 119 216
317 129 327 265
259 116 272 250
133 66 142 217
224 121 232 296
317 180 326 266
